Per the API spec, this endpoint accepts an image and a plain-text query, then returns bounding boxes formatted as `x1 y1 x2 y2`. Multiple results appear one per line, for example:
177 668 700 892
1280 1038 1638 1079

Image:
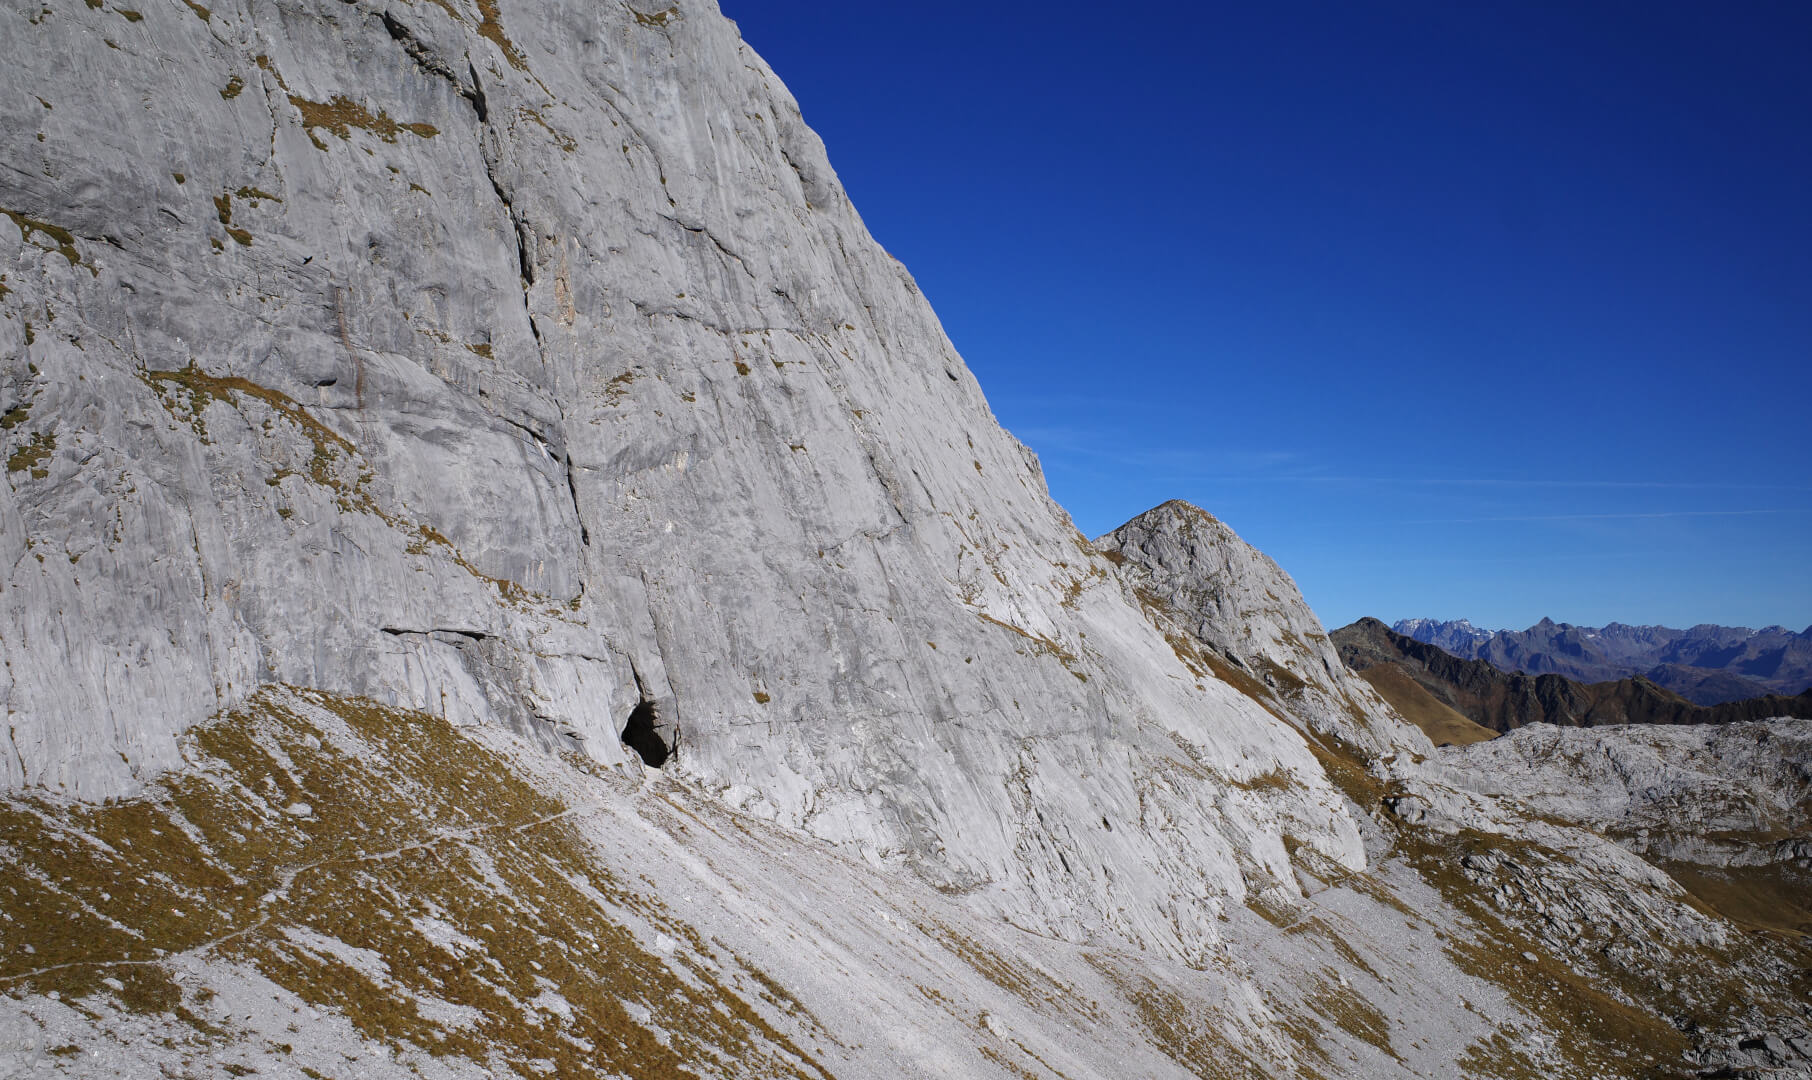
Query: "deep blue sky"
724 1 1812 632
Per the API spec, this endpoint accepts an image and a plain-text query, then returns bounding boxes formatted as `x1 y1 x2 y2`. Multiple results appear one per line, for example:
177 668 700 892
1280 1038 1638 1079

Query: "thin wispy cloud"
1016 430 1812 492
1176 476 1812 491
1401 509 1808 525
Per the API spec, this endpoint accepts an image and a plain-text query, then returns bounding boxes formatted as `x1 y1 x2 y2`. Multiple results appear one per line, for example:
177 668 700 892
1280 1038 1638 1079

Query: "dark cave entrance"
621 700 670 768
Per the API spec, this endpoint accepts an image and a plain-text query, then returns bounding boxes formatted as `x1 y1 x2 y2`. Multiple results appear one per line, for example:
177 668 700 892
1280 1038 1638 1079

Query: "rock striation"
0 0 1384 966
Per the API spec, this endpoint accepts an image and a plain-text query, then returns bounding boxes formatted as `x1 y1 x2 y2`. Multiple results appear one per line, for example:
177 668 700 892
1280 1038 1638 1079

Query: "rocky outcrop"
1094 501 1424 760
1335 617 1812 732
1106 517 1812 1076
1442 719 1812 870
1433 718 1812 1071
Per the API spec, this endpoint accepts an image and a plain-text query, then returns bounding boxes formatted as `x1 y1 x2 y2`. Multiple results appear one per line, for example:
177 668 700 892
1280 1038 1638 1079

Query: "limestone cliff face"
0 0 1365 960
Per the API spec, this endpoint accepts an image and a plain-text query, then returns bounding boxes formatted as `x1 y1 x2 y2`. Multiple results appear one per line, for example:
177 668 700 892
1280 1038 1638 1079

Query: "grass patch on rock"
0 688 832 1079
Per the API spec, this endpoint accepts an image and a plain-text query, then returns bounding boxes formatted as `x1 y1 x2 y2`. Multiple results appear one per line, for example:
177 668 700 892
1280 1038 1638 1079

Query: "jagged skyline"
728 2 1812 632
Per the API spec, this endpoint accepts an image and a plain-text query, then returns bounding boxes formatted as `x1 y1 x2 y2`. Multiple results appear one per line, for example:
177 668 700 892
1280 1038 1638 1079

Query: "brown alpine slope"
1332 618 1812 734
1350 662 1499 746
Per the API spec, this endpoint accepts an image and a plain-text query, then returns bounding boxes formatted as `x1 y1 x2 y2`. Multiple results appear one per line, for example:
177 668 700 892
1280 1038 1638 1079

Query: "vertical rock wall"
0 0 1383 960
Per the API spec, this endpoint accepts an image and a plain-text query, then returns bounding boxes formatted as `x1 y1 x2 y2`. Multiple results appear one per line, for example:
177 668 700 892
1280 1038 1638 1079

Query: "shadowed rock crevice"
620 700 670 768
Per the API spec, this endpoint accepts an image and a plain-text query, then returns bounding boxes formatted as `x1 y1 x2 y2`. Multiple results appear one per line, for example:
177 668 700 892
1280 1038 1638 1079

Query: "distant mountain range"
1390 617 1812 704
1391 616 1496 655
1335 618 1812 742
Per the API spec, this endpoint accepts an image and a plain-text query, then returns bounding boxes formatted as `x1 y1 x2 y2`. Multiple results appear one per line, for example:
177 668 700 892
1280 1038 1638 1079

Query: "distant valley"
1392 616 1812 704
1334 617 1812 743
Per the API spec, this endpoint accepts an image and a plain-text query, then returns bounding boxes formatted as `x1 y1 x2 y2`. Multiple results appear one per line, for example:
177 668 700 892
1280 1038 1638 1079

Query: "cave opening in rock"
621 700 669 768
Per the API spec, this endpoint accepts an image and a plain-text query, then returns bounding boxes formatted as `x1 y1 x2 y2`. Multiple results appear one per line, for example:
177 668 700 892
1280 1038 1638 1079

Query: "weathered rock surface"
1 0 1381 971
2 0 1809 1077
1095 501 1426 757
1102 508 1812 1077
1444 719 1812 869
0 687 1587 1079
1432 719 1812 1076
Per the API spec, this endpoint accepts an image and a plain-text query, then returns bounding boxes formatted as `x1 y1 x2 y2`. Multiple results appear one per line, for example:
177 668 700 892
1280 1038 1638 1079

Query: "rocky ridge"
0 0 1381 967
1 1 1808 1076
1093 501 1413 756
1336 617 1812 734
1392 617 1496 657
1393 618 1812 705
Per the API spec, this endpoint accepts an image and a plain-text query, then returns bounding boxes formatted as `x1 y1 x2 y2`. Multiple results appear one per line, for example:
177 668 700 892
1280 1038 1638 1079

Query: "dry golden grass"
1 207 85 269
0 688 832 1079
6 429 53 478
475 0 528 70
915 919 1104 1027
1659 860 1812 939
1083 954 1270 1080
288 94 439 150
1355 664 1497 746
1395 828 1693 1078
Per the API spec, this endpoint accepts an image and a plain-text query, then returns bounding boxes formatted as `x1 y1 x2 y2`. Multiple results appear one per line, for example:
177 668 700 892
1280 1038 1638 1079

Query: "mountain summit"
1389 617 1497 655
